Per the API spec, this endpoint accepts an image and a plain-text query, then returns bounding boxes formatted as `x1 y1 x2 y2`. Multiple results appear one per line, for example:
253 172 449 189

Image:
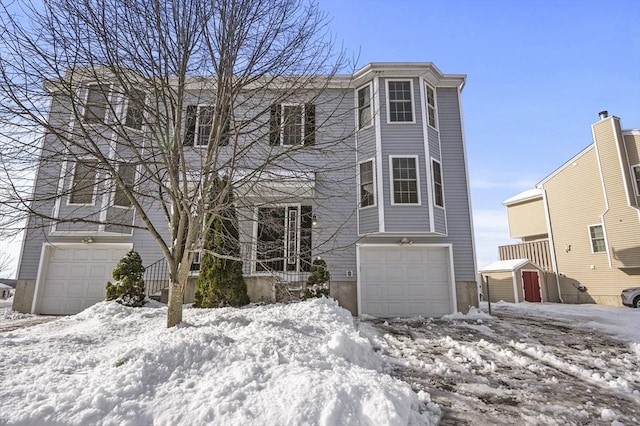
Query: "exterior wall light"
312 214 318 227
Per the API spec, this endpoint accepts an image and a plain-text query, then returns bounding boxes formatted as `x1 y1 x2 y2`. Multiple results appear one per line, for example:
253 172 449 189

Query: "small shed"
479 259 547 303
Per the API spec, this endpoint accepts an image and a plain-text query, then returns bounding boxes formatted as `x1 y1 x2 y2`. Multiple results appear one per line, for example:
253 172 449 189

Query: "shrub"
106 250 146 307
303 258 330 300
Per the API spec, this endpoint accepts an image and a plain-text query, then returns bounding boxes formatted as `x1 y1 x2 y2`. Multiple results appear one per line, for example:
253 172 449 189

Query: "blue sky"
318 0 640 267
1 0 639 277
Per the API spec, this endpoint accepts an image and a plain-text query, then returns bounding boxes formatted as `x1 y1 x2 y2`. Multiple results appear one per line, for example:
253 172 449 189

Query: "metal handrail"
144 257 169 296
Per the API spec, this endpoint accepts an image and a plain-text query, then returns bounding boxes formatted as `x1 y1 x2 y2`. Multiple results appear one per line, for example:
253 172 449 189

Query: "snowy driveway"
363 305 640 425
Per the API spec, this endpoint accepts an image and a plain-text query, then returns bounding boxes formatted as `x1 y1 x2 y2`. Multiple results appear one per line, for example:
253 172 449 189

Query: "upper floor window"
184 105 228 146
589 224 606 253
632 165 640 196
83 85 109 124
357 85 372 129
69 160 98 205
359 160 375 208
124 90 146 130
426 84 437 129
390 156 419 204
113 163 136 208
432 159 444 207
270 103 315 146
387 80 413 123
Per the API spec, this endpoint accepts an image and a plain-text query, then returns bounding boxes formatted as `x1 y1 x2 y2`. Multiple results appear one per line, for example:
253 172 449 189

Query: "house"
499 112 640 305
12 62 478 317
0 282 13 300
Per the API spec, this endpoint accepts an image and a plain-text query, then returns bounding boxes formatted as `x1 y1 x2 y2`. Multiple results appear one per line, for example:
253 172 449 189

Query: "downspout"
541 187 564 303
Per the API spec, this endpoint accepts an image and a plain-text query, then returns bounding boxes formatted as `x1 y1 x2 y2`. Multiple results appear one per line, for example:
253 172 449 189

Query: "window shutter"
269 104 281 146
304 103 315 146
184 105 197 146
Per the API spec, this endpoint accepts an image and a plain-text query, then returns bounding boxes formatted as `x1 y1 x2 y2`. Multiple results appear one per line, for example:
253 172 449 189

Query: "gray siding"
428 126 441 162
436 87 475 280
434 207 447 234
356 121 379 234
378 77 430 233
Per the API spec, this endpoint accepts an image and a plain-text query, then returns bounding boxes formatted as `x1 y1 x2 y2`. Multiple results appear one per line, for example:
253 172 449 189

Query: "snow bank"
0 298 436 425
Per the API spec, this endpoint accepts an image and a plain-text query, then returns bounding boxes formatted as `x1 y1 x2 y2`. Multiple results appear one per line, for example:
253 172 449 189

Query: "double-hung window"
432 159 444 208
387 81 413 123
426 84 437 129
124 89 146 130
589 224 606 253
632 165 640 196
184 105 224 146
270 103 315 146
357 85 372 129
69 160 98 205
359 160 375 208
83 85 109 124
113 163 136 208
390 157 419 204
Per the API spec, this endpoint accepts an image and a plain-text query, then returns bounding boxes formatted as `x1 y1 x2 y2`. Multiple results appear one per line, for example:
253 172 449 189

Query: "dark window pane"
70 161 98 204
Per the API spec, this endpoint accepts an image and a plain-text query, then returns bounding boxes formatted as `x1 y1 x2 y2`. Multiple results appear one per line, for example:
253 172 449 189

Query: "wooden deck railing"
499 240 553 271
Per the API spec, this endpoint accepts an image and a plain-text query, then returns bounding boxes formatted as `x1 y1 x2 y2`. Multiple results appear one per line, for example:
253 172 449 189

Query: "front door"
522 271 541 302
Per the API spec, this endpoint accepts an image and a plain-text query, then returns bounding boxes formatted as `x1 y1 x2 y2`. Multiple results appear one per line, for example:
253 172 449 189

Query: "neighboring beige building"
500 112 640 306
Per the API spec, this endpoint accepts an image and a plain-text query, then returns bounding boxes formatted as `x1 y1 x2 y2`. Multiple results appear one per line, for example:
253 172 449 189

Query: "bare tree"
0 252 14 279
0 0 354 326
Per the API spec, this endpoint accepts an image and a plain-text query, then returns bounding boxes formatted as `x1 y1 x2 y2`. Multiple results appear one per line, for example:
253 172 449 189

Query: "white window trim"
193 105 215 146
631 164 640 196
389 155 421 206
83 83 112 124
425 83 438 130
431 158 445 209
386 79 416 125
588 223 607 254
112 162 137 209
358 158 377 210
278 103 306 146
356 83 373 130
252 203 306 274
67 159 99 206
123 90 146 131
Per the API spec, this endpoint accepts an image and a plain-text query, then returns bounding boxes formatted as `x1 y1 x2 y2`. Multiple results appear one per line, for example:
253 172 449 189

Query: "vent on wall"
346 270 353 278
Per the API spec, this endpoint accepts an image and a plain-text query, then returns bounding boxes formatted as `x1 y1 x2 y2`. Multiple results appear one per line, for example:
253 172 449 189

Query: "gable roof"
503 188 543 206
479 259 541 273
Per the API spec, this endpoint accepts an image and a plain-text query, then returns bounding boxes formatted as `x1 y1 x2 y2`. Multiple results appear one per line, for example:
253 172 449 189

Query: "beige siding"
481 271 516 303
506 197 548 239
593 119 640 269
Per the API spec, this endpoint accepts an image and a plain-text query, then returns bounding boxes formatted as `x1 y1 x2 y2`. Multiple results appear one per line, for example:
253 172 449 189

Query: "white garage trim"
31 242 133 314
356 243 457 317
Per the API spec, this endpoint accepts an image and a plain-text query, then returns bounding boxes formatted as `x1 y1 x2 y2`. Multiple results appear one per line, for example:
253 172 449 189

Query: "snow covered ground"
0 298 438 426
363 301 640 425
1 298 639 425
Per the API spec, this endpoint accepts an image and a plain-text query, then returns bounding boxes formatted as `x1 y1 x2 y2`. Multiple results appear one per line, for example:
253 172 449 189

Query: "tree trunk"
166 280 184 327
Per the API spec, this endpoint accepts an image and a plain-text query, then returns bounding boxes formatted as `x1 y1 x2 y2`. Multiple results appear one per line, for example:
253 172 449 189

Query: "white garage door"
37 244 132 315
359 246 454 317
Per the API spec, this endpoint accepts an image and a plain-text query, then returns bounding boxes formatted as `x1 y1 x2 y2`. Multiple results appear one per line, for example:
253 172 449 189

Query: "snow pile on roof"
502 188 543 205
0 298 438 425
479 258 532 272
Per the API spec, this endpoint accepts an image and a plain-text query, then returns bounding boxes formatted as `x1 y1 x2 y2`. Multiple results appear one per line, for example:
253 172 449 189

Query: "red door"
522 271 541 302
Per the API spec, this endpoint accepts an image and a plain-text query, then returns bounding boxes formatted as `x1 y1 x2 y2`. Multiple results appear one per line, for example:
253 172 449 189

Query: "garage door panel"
386 266 405 280
407 267 427 280
360 246 452 318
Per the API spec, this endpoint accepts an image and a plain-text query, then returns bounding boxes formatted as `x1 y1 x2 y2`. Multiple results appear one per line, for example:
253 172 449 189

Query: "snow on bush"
0 297 438 425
